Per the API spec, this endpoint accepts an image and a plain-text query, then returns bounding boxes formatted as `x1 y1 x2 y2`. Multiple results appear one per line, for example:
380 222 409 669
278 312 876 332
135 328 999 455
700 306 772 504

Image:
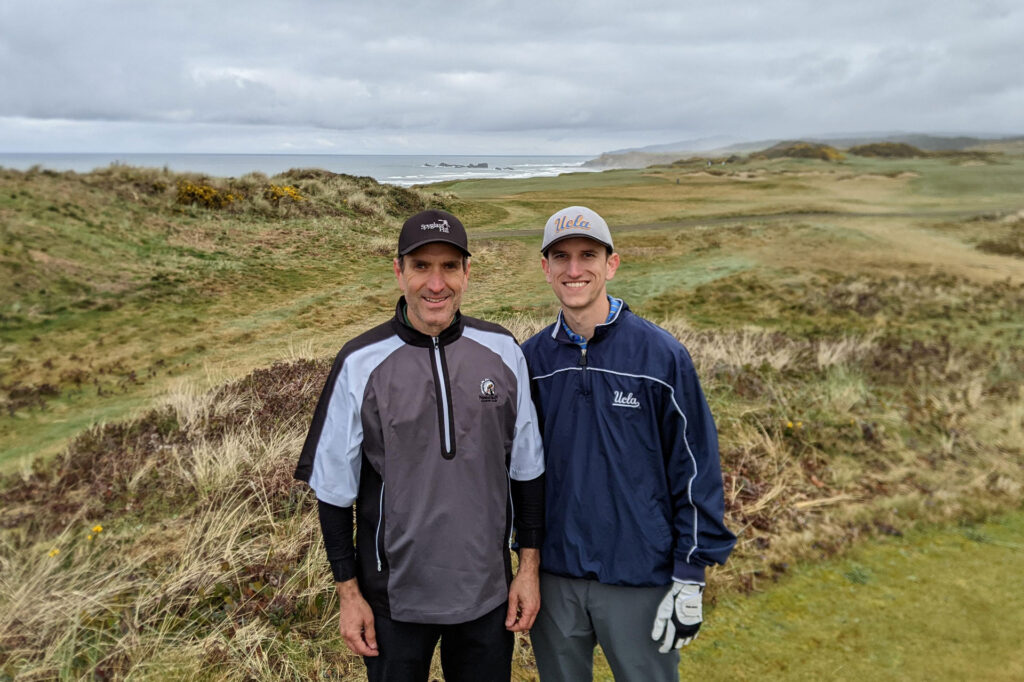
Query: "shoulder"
334 320 404 374
521 323 558 355
618 309 682 349
462 315 516 340
462 317 519 355
460 316 531 377
615 311 697 370
339 319 398 357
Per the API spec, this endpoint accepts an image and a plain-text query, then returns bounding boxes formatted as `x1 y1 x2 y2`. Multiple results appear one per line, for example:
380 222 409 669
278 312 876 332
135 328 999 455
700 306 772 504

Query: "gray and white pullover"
295 298 545 624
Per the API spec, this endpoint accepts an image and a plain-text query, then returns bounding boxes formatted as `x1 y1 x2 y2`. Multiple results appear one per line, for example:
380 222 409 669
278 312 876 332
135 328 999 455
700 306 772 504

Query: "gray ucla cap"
541 206 614 254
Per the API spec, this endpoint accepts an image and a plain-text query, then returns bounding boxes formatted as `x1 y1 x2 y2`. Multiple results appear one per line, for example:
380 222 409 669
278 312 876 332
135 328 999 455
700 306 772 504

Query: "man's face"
394 242 470 336
542 237 619 314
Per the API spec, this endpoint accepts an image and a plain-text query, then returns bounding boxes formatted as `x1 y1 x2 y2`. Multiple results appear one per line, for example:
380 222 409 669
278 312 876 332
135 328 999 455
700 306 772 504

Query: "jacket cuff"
329 557 357 583
673 559 706 584
515 528 544 549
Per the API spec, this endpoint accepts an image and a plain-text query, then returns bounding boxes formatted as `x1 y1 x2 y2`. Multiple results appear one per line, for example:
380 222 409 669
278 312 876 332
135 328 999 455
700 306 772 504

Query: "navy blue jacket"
521 301 735 585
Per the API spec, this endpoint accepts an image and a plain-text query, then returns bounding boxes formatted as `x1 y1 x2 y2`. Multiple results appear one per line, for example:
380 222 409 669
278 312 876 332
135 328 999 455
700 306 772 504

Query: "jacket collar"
550 298 629 345
391 296 464 347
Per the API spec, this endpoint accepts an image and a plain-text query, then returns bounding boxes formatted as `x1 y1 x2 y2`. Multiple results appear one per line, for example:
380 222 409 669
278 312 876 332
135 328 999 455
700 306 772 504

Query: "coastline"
0 152 597 186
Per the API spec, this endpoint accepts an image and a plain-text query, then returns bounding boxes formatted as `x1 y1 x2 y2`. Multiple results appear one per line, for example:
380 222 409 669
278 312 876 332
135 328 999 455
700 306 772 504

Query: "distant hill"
585 133 1024 169
847 142 926 158
749 141 844 161
604 135 743 155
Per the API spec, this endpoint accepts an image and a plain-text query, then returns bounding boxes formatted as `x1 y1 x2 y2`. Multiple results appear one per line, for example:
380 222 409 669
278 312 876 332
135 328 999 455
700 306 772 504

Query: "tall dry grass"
1 313 1022 679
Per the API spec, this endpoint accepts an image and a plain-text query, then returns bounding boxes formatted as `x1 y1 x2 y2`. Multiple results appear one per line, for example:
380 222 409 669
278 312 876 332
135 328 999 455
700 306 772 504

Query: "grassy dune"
2 152 1024 679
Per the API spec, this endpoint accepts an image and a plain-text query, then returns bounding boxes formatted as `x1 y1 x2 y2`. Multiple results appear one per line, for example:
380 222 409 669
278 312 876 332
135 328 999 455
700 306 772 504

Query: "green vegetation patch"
750 141 845 162
674 511 1024 681
847 142 927 158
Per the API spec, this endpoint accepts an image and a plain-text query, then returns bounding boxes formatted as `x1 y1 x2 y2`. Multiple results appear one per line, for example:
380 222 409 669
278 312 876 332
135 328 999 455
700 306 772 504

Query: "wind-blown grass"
3 304 1022 678
3 153 1024 678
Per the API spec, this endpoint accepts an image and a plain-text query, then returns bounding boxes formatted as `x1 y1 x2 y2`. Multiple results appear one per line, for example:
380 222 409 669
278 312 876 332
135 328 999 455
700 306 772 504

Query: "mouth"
562 281 589 289
422 294 450 305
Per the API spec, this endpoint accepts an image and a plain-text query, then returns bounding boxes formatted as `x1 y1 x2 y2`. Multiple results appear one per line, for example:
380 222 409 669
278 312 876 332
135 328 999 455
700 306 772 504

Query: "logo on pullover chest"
479 378 498 402
612 390 640 409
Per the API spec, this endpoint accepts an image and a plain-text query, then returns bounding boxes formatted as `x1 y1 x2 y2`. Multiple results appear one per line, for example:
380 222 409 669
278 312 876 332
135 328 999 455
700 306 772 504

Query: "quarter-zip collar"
550 297 628 347
391 296 464 348
391 296 459 459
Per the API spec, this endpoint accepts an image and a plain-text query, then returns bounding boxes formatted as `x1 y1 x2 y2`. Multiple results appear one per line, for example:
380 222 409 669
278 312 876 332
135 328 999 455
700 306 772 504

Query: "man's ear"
605 252 621 281
394 258 405 291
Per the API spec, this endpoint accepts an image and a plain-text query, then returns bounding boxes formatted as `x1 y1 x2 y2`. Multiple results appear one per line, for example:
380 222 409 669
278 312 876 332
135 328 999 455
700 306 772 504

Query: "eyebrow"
411 258 461 267
550 248 597 257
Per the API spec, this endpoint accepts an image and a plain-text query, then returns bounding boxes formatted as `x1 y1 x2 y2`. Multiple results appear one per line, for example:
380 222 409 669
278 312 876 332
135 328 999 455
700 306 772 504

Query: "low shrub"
847 142 926 158
176 181 239 210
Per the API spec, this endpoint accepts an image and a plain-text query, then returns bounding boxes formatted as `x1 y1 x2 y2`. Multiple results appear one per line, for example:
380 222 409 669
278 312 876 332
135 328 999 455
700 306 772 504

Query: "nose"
566 256 584 278
426 268 446 292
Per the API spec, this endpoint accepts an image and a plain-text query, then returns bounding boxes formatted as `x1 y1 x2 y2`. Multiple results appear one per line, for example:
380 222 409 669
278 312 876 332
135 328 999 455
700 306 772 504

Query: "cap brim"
399 237 472 257
541 233 612 254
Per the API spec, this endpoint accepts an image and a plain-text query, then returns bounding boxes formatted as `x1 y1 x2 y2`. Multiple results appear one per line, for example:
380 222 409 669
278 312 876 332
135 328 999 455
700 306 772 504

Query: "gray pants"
531 572 679 682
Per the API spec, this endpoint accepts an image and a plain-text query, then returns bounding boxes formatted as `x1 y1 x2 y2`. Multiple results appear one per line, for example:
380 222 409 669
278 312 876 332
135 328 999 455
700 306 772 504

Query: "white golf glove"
651 582 703 653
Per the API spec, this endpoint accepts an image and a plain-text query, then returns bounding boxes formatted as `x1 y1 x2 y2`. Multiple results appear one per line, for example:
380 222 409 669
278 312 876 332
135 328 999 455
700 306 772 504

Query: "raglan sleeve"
509 342 545 548
508 343 545 482
294 350 367 581
294 350 365 507
662 344 736 584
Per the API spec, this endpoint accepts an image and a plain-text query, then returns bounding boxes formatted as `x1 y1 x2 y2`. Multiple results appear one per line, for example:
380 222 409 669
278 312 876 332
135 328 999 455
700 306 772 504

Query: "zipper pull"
579 347 588 367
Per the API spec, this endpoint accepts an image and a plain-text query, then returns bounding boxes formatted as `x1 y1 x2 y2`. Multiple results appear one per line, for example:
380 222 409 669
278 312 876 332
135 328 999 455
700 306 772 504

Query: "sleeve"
294 350 365 508
508 344 545 482
510 474 545 548
662 344 737 583
317 499 356 582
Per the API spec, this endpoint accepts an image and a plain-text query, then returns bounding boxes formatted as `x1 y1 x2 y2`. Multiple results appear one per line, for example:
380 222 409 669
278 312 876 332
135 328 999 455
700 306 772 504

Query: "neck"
561 295 610 341
403 303 455 337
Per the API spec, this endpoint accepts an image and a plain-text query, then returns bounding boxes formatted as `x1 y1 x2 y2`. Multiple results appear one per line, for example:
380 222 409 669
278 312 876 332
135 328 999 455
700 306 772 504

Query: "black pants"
363 602 513 682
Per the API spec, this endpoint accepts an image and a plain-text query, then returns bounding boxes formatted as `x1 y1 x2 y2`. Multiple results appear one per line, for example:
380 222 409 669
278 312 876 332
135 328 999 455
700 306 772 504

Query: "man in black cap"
295 209 546 682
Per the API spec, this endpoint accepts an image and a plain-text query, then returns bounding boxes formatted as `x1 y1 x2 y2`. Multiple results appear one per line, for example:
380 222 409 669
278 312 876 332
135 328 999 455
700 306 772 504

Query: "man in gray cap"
521 206 735 681
295 209 546 682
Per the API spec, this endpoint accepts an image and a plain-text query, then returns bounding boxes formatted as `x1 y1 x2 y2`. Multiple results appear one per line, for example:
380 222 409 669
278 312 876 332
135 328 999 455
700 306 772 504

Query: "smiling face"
394 242 470 337
542 236 619 316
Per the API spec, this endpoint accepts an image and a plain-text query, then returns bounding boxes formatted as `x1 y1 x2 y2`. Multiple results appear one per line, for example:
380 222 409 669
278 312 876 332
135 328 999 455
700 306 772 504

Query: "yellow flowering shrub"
176 181 238 209
263 184 304 206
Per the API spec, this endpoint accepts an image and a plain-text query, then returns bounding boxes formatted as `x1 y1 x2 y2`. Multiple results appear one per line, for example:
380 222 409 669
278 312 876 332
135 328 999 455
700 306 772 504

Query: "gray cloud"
1 0 1021 153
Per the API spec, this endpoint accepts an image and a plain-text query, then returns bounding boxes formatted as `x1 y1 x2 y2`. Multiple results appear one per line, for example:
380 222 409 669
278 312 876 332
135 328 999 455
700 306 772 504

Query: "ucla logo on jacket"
612 390 640 409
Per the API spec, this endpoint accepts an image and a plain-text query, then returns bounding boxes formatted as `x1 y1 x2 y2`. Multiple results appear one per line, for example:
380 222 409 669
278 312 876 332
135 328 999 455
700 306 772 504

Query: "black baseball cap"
398 209 471 257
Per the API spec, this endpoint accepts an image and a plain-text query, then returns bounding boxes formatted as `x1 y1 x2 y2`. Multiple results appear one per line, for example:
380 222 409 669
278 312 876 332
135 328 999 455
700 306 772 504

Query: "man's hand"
651 582 703 653
336 579 378 657
505 548 541 632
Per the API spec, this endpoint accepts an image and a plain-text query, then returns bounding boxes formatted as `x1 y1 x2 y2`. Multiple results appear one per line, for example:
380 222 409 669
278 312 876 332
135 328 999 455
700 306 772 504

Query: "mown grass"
664 509 1024 681
2 153 1024 679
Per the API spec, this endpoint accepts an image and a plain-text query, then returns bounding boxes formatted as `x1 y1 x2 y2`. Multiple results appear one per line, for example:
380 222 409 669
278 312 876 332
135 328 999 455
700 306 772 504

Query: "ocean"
0 153 596 187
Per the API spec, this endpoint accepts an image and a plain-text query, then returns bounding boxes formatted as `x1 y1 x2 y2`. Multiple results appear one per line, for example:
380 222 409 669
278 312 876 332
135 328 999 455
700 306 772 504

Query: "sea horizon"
0 152 597 187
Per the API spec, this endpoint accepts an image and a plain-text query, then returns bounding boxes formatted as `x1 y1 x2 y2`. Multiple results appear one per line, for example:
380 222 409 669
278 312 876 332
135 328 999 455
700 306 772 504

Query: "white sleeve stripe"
308 335 405 506
535 365 701 561
531 366 582 381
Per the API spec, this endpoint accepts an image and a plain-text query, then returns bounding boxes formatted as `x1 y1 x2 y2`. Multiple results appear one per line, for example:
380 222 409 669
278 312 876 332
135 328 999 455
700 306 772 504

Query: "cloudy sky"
1 0 1021 155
